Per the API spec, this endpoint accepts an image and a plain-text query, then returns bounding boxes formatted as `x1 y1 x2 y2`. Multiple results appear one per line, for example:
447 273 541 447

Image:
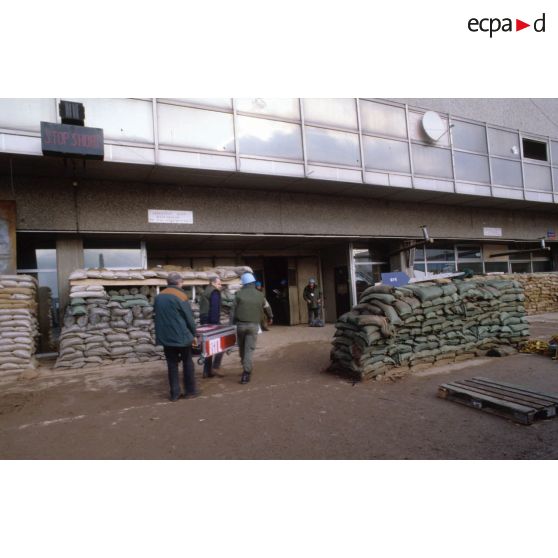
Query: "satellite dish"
422 111 446 142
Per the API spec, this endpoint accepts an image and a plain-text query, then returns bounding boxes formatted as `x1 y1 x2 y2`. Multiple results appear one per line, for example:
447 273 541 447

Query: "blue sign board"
381 271 410 287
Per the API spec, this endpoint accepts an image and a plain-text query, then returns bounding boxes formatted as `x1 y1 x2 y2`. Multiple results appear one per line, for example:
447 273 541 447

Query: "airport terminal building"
1 97 558 325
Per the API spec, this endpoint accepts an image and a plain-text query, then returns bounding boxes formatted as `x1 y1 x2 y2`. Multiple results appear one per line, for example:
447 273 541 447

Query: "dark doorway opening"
334 266 351 318
264 257 290 325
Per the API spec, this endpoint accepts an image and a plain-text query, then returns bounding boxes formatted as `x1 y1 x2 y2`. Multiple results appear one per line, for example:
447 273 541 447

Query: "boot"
240 371 251 384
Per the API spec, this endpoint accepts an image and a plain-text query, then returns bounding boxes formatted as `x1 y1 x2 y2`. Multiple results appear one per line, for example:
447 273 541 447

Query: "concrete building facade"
1 98 558 326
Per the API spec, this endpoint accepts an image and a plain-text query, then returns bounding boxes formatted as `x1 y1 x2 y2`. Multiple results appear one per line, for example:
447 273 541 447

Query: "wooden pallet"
437 376 558 425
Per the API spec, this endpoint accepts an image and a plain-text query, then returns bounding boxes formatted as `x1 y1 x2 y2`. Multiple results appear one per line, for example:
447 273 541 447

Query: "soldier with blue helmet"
231 272 267 384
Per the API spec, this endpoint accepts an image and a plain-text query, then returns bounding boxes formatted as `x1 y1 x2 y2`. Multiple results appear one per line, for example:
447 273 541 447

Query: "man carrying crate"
199 276 225 378
153 272 199 402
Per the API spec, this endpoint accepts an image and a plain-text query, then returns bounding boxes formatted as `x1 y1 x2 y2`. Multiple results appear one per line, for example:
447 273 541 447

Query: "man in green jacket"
231 272 266 384
303 277 322 326
154 272 198 401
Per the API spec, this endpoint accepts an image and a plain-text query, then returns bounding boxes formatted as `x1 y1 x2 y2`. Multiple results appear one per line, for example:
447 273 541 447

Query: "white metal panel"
158 149 236 171
414 178 454 192
105 144 155 165
0 98 56 133
455 182 492 196
307 164 361 182
0 133 42 155
492 186 524 199
66 98 154 143
524 191 553 203
364 170 390 186
239 158 304 177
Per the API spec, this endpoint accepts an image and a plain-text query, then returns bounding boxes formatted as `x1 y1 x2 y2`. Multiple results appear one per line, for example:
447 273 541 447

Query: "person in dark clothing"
153 272 199 401
231 272 266 384
303 277 322 325
199 276 224 378
272 279 289 324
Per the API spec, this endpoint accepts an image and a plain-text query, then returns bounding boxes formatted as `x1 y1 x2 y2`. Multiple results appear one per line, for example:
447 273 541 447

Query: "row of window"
2 98 558 171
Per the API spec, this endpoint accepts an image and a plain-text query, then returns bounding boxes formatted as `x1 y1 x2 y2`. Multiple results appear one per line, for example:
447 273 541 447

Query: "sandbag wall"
0 274 39 373
55 284 161 369
498 273 558 314
55 266 251 369
330 278 530 381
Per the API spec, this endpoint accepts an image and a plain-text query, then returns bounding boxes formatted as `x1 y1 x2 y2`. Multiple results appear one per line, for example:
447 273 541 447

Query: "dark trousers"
203 352 223 376
163 345 196 399
308 306 320 324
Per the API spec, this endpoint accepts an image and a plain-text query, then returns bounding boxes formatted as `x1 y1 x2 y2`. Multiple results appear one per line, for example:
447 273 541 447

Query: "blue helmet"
255 281 262 287
241 272 257 285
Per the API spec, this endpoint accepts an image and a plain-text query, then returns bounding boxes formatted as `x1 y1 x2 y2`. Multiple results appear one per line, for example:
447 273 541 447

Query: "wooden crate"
437 376 558 425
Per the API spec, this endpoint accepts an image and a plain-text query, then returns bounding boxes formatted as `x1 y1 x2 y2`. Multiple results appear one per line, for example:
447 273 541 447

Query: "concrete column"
56 237 84 320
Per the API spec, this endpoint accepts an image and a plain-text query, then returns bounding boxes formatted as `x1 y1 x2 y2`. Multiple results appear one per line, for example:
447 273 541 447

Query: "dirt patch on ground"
1 322 558 459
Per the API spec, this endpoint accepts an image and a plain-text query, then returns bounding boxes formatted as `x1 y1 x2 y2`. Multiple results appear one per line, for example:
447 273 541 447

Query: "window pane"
551 141 558 165
427 262 456 274
554 168 558 191
485 262 509 273
363 136 410 173
457 246 481 260
68 98 154 143
411 144 453 178
303 98 357 130
305 126 360 166
488 128 520 159
533 260 552 272
491 158 523 188
454 152 490 183
236 98 299 120
408 112 450 146
84 249 142 269
511 261 531 273
237 115 302 160
524 163 552 191
414 263 425 272
353 249 371 263
38 271 59 298
157 104 235 152
452 121 487 153
36 249 57 269
0 98 56 133
425 247 454 261
359 100 407 138
164 98 233 110
457 262 483 274
355 264 387 300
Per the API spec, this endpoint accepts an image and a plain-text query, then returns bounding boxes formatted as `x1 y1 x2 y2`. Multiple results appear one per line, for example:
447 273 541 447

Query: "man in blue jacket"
199 276 224 378
154 272 199 401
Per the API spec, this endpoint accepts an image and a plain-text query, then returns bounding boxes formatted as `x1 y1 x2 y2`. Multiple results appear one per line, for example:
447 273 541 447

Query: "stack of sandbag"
329 278 529 382
68 266 252 282
55 284 162 369
498 273 558 314
0 274 39 373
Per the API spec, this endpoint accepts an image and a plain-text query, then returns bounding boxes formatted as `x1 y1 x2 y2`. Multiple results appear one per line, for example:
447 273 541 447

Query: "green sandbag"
367 300 403 326
70 305 86 316
360 285 395 298
406 285 444 302
122 299 149 308
353 303 383 315
361 293 396 305
71 298 86 306
110 295 126 302
393 300 412 317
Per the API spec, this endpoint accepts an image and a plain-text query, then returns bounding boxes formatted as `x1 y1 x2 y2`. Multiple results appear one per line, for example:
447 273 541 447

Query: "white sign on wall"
483 227 502 237
148 209 193 224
